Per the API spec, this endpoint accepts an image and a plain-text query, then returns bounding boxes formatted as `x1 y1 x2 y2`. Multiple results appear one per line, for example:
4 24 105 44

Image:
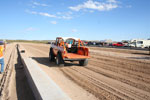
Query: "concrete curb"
18 46 71 100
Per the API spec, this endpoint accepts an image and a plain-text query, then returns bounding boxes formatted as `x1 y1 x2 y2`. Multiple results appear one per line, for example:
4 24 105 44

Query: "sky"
0 0 150 41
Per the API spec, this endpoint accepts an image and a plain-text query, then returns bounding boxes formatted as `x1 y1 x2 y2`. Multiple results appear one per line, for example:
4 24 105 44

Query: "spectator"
0 40 6 74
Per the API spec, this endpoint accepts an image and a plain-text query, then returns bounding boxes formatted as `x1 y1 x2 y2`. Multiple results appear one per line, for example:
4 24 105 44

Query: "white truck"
129 39 150 48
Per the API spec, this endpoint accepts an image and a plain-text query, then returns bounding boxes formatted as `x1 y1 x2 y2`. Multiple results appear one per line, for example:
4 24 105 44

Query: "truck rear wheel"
49 48 55 62
79 59 88 66
56 54 64 66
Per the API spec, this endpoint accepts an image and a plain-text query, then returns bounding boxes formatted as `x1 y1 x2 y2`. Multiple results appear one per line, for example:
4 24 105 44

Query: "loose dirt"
19 43 150 100
0 43 35 100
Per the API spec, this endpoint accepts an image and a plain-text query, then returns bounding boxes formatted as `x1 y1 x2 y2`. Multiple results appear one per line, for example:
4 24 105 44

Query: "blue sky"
0 0 150 41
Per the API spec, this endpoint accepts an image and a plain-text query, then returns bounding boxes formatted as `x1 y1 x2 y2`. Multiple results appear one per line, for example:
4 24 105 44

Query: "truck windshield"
66 39 74 44
131 42 136 45
137 41 143 44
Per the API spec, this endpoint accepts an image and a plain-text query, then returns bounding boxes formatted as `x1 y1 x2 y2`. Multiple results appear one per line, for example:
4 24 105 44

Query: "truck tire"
56 53 64 66
79 59 88 66
49 48 55 62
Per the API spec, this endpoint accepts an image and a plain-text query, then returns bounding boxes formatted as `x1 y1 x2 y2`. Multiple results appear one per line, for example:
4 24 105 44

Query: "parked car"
112 42 124 47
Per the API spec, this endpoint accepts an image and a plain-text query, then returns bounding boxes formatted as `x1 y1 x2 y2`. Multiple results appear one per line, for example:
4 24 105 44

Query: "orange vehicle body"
52 37 89 60
49 37 90 66
63 47 89 60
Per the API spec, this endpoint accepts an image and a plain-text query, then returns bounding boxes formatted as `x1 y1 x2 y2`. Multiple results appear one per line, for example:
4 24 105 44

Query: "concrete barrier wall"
19 47 71 100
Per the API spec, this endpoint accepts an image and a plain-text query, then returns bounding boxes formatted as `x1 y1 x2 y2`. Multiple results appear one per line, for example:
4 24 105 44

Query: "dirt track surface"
20 43 150 100
0 43 35 100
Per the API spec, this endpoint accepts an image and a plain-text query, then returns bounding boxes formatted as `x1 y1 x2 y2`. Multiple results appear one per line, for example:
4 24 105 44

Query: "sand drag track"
0 43 35 100
19 43 150 100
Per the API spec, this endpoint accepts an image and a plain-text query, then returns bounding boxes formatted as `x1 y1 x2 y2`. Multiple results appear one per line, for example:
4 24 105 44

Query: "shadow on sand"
132 53 150 56
32 57 80 67
128 56 150 60
15 45 35 100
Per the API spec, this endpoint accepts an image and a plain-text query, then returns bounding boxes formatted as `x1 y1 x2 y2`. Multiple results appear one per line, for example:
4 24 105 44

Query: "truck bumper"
63 58 88 61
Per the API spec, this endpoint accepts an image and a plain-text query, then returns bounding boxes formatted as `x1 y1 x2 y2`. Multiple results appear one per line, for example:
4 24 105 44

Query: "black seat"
71 45 78 53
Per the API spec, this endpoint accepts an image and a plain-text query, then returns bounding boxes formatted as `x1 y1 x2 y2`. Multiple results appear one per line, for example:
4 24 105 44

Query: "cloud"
60 11 73 19
60 16 72 19
57 11 73 19
32 2 48 7
126 5 132 8
107 0 117 3
89 10 94 13
69 0 118 12
25 10 37 14
57 12 61 15
39 12 56 18
25 27 36 31
26 10 73 19
50 21 57 24
72 29 77 33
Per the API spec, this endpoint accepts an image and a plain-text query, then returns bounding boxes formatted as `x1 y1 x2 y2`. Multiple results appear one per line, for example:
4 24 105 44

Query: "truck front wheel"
56 54 64 66
49 48 55 62
79 59 88 66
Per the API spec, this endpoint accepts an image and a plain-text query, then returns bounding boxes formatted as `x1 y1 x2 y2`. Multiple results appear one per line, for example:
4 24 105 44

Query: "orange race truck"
49 37 90 66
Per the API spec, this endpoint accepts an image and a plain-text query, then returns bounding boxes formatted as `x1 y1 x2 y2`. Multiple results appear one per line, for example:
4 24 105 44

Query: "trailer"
129 39 150 48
